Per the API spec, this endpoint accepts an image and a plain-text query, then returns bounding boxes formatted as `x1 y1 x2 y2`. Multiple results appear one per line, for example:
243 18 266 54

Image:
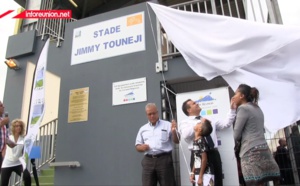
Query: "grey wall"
4 2 200 186
6 30 36 59
53 3 199 185
4 37 46 123
52 3 195 185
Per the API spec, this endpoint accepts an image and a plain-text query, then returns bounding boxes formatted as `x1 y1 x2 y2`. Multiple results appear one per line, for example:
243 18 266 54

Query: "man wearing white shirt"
135 103 179 186
179 98 236 186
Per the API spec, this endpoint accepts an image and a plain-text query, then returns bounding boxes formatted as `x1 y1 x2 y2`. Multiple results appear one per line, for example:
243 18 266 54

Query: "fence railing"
159 0 246 60
37 18 77 47
158 0 281 61
20 0 77 47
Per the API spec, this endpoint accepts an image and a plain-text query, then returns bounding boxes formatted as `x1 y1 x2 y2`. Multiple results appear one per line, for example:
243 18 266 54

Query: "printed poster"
112 77 146 106
176 87 238 186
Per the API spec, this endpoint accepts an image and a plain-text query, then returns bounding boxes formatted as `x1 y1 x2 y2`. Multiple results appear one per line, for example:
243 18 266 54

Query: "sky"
0 0 299 101
278 0 300 25
0 0 20 101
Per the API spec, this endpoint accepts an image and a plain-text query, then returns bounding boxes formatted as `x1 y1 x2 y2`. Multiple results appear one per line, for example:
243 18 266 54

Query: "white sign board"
112 77 147 106
71 12 145 65
176 87 239 186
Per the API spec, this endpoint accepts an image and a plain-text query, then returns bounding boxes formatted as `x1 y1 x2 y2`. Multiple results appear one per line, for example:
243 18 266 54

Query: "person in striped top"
0 101 9 170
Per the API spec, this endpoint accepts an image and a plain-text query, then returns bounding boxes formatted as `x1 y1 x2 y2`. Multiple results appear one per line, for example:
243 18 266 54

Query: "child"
190 118 214 186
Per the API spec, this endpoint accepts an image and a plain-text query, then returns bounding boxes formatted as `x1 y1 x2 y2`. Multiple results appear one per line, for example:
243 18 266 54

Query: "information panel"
68 87 89 123
71 12 145 65
112 77 147 106
176 87 239 186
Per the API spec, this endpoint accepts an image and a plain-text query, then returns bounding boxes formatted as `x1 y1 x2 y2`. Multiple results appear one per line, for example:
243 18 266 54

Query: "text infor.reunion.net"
14 10 72 19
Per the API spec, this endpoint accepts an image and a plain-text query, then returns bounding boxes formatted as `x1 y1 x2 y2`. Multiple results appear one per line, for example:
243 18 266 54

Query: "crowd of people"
135 83 300 186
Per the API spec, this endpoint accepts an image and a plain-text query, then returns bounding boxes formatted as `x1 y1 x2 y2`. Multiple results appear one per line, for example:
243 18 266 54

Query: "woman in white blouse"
1 119 31 186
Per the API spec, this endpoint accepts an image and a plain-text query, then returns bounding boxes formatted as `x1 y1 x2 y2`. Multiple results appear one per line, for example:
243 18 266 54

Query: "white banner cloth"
148 2 300 132
24 39 49 155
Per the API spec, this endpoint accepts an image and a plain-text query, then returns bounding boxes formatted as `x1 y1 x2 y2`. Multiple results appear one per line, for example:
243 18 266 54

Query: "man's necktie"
195 115 215 149
205 135 215 149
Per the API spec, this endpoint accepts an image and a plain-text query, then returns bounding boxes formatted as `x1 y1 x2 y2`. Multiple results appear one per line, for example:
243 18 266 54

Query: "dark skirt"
241 143 280 185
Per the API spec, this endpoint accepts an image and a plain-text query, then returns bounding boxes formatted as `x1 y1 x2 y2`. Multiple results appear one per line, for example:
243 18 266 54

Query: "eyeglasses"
147 111 158 116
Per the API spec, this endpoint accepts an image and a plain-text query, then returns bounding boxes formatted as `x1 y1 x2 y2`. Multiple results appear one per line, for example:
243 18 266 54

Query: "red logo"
0 10 14 19
0 10 72 19
14 10 72 19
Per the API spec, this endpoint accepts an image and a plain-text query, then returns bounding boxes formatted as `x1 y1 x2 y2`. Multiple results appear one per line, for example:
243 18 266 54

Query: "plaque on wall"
112 77 147 106
68 87 89 123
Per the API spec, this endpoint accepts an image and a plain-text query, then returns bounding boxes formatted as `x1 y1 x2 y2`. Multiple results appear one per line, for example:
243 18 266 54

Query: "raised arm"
171 120 180 144
215 98 237 130
0 117 9 127
179 120 194 143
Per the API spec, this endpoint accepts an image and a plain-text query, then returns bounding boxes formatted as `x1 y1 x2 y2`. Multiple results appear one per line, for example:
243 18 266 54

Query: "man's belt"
145 151 172 158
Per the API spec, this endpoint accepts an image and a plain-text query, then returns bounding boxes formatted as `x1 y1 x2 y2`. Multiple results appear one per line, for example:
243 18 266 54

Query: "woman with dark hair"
232 84 280 186
1 119 31 186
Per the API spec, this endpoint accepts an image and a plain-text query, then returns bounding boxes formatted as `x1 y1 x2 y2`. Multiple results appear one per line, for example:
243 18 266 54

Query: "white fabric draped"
148 2 300 132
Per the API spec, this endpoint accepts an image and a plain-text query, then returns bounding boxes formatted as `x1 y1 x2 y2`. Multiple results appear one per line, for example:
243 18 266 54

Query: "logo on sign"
123 91 136 102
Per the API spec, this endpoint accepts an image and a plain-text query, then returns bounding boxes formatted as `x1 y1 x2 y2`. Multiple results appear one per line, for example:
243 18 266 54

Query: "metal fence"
159 0 245 60
158 0 281 61
36 0 77 47
21 0 77 47
265 123 300 185
37 18 77 47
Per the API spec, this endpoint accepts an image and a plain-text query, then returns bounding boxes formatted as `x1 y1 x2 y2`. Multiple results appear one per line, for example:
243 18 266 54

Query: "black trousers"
141 153 176 186
191 149 223 186
1 165 31 186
